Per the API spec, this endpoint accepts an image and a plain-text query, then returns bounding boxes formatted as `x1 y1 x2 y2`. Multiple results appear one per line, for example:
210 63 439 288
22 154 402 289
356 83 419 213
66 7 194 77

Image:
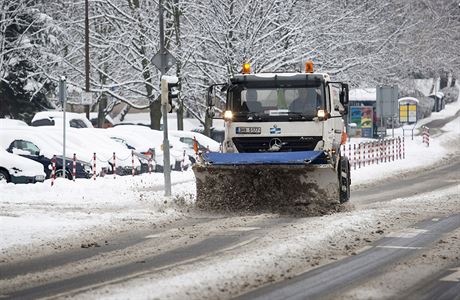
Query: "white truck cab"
208 64 349 157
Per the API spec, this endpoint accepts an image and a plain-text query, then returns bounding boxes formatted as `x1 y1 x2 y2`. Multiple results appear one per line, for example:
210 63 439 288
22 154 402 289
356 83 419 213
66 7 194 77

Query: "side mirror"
340 83 349 106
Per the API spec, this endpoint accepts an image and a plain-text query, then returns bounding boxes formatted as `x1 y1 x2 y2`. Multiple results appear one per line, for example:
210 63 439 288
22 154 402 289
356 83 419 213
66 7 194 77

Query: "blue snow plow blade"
201 151 325 165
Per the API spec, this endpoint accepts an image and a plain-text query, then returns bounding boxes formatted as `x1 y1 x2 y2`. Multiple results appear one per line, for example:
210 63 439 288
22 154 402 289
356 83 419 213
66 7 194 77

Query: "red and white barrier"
148 158 153 174
93 152 97 180
343 137 405 169
48 146 191 185
51 155 56 186
181 150 186 171
422 126 430 147
402 136 405 159
131 150 135 177
353 144 357 170
113 152 116 179
72 153 76 181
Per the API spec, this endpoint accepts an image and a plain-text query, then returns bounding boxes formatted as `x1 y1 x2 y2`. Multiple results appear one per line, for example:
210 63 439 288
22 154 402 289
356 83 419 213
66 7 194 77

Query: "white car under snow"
0 149 45 184
108 125 191 171
31 111 93 128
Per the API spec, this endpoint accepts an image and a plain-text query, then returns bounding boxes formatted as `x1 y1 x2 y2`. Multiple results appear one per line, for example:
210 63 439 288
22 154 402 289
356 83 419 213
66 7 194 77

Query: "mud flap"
193 163 341 214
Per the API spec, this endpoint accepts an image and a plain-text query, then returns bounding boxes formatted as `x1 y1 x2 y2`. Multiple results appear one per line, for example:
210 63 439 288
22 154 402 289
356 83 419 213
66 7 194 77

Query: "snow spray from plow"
193 151 346 215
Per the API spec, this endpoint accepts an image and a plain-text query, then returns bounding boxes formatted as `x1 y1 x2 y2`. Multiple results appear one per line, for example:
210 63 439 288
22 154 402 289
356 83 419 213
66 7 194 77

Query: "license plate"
35 175 45 181
236 127 261 134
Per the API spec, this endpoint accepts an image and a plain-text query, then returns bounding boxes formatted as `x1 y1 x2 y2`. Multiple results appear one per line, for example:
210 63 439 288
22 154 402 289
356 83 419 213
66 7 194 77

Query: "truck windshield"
228 83 324 121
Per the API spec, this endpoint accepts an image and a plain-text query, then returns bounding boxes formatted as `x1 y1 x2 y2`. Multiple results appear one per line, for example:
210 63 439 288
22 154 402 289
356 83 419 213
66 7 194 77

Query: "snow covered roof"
0 118 28 128
398 97 419 103
349 88 376 101
429 92 444 99
31 111 93 128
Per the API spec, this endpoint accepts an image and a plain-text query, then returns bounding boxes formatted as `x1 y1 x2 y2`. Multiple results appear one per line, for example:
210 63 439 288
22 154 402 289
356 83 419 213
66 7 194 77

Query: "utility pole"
84 0 90 119
59 76 67 178
159 0 172 196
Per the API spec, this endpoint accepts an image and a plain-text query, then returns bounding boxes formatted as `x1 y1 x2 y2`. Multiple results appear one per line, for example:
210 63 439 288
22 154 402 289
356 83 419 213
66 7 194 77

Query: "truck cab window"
237 86 323 118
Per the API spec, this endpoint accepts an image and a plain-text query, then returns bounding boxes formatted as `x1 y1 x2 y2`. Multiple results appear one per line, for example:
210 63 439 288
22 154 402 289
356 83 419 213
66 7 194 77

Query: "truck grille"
232 136 322 153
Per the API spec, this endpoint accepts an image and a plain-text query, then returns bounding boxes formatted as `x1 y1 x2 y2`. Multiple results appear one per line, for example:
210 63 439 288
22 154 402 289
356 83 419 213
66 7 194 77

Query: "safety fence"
91 151 144 180
49 149 188 186
422 126 430 147
341 137 406 170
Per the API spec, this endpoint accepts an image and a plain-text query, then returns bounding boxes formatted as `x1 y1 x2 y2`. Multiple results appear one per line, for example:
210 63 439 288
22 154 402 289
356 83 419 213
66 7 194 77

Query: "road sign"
151 49 176 72
376 85 399 118
81 92 94 105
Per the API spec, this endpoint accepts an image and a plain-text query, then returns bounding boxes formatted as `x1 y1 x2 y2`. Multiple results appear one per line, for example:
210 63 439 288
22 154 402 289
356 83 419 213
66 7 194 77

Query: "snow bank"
0 171 195 252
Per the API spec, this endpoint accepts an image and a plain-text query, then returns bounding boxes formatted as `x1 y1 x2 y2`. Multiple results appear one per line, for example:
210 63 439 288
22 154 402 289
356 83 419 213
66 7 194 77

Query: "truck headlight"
223 110 233 121
317 109 326 118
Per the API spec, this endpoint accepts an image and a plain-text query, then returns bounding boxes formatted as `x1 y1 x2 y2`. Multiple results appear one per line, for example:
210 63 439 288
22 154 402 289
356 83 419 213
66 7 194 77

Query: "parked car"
107 125 191 171
41 127 140 176
31 111 93 128
169 130 221 163
0 148 45 184
0 130 92 179
106 127 176 172
190 127 225 143
83 128 159 174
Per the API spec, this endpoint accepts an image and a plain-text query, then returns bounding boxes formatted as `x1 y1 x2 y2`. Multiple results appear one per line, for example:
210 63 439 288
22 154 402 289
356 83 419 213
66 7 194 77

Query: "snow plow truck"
192 61 350 213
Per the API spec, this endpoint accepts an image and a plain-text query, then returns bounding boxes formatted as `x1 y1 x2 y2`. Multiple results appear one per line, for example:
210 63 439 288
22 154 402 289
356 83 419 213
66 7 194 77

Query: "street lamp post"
159 0 172 196
84 0 90 119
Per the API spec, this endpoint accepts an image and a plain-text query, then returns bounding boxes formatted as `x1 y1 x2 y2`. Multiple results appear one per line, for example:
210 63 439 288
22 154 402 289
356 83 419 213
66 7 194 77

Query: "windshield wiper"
238 111 266 121
287 112 311 121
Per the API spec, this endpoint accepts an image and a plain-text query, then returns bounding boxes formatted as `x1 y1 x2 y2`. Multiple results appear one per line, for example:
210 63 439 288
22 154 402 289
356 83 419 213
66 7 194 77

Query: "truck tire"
339 157 351 203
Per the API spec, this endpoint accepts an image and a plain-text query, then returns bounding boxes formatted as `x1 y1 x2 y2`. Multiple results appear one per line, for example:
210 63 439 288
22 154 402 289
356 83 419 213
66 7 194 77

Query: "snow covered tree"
0 0 61 122
5 0 457 127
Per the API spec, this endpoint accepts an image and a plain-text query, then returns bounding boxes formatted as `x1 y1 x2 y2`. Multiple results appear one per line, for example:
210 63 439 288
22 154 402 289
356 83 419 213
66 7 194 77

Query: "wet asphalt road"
238 214 460 300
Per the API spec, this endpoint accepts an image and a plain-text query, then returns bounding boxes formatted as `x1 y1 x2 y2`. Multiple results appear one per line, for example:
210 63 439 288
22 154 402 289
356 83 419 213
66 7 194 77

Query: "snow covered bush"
441 86 459 104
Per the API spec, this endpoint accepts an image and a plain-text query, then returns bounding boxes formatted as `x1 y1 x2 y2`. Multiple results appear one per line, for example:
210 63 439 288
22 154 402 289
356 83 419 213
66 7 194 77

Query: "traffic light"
161 75 179 113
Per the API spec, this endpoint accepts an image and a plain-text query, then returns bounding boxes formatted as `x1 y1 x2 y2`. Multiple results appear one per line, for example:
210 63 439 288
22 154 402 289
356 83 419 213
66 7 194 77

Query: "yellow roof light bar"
242 63 251 74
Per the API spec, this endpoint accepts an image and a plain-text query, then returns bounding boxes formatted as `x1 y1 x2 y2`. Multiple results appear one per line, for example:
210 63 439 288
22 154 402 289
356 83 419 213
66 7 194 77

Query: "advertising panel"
350 106 374 138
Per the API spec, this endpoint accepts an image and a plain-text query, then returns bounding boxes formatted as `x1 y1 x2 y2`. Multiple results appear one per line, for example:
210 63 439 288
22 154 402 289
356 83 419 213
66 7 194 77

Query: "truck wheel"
339 158 350 203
